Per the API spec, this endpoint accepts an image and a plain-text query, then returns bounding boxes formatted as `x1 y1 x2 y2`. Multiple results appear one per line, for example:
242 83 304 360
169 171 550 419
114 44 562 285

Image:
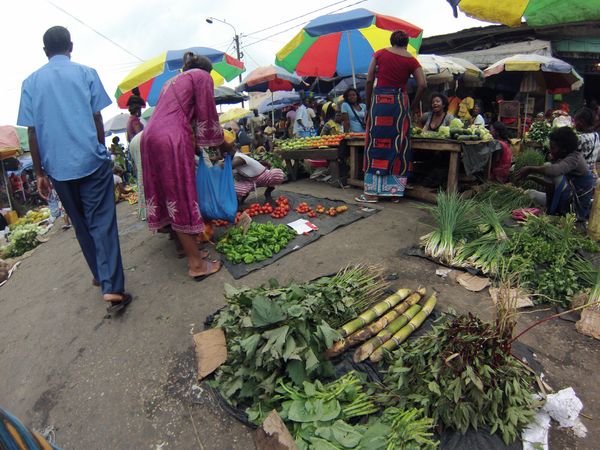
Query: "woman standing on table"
355 30 427 203
141 52 232 280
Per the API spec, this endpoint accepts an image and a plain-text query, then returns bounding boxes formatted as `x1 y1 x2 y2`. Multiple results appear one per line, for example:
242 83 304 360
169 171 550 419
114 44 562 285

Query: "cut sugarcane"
338 288 412 338
325 288 425 358
353 304 422 363
369 294 437 363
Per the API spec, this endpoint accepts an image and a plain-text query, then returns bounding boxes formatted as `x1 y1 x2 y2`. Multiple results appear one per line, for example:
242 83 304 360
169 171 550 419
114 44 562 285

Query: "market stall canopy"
275 8 423 79
448 40 552 69
417 54 483 86
219 108 252 125
103 113 129 136
484 54 583 94
0 126 21 153
236 65 303 93
115 47 245 108
447 0 600 27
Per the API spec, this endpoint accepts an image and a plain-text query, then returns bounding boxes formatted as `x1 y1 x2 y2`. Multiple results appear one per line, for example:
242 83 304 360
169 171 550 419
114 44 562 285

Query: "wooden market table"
274 147 340 181
346 138 488 194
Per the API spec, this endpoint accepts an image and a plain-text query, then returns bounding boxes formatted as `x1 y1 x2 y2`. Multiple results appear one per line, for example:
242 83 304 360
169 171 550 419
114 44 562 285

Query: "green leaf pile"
1 224 42 258
382 314 538 445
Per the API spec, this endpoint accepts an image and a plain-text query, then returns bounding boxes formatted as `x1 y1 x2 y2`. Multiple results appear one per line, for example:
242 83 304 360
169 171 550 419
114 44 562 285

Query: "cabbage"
438 126 450 138
450 118 464 129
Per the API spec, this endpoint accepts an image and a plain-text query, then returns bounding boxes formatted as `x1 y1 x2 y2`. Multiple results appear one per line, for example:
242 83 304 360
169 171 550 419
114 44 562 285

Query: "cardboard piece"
254 410 297 450
490 287 534 309
456 272 491 292
286 219 318 235
193 328 227 380
238 211 253 234
576 308 600 340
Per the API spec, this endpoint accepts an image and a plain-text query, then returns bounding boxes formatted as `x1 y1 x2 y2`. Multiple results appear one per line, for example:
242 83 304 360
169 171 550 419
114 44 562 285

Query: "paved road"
1 181 598 449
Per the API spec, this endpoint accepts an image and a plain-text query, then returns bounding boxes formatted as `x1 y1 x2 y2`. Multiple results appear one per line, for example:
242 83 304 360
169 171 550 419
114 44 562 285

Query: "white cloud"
1 0 486 126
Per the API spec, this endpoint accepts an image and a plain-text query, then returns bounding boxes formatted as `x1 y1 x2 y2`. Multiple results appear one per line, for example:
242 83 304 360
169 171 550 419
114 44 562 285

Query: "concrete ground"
0 180 598 450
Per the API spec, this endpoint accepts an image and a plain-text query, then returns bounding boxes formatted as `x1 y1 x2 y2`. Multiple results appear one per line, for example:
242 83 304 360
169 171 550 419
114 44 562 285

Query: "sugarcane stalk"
338 288 412 338
353 304 422 363
369 294 437 363
325 288 425 358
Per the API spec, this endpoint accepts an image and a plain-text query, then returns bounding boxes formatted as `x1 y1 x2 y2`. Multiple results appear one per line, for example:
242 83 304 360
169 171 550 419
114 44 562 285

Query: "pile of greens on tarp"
420 190 599 306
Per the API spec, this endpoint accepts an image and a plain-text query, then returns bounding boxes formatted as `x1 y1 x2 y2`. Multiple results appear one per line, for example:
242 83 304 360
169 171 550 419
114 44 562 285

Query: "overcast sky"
1 0 486 126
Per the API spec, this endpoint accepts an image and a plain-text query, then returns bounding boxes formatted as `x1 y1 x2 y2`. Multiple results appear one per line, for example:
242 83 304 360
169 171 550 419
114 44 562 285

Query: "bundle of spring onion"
569 257 600 305
473 183 534 213
325 289 436 362
420 192 477 263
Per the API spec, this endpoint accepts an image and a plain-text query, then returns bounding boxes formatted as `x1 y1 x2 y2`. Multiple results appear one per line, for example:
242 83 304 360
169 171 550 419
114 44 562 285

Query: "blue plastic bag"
196 153 237 223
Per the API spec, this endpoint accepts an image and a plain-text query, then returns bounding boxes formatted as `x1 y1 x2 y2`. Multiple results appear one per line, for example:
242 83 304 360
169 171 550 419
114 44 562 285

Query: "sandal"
355 194 378 203
92 278 100 287
104 292 133 315
193 261 222 282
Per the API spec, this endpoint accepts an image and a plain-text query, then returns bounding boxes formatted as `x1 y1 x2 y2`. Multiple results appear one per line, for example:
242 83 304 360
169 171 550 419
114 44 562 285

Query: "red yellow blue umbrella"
275 8 423 79
115 47 245 108
447 0 600 27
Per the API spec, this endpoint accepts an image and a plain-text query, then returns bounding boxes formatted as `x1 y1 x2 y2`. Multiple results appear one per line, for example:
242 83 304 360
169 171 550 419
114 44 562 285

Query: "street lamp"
206 17 244 106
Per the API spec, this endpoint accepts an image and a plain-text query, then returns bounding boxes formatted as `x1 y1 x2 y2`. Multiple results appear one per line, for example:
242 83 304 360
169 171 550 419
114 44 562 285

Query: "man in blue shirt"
17 26 131 315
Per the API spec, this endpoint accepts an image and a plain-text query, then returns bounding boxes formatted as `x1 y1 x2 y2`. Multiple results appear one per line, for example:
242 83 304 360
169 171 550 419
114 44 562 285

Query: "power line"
45 0 144 62
242 0 367 49
245 0 356 37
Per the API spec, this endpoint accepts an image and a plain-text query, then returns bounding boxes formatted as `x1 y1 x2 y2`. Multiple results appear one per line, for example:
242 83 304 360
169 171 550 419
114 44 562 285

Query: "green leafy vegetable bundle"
525 121 551 146
507 214 598 305
512 149 546 190
210 266 387 413
1 224 42 258
216 221 296 264
382 314 538 445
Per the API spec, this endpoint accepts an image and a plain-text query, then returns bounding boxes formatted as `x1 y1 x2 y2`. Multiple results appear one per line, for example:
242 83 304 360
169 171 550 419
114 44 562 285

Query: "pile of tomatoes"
212 219 230 227
271 195 291 219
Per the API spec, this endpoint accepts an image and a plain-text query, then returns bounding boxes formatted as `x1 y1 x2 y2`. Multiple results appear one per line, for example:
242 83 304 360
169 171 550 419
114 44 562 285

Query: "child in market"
230 152 285 205
517 126 594 222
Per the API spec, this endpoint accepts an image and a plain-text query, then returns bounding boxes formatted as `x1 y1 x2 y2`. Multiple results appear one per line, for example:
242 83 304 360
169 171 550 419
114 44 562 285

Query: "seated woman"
574 107 600 177
489 122 513 183
517 126 594 222
232 152 285 204
321 111 343 136
420 93 454 131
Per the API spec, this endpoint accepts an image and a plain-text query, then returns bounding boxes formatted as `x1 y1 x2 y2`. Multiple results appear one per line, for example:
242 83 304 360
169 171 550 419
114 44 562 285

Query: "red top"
492 140 513 183
373 49 421 89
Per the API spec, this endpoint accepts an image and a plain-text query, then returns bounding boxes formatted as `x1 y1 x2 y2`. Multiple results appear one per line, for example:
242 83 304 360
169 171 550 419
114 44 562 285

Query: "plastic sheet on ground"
214 190 378 279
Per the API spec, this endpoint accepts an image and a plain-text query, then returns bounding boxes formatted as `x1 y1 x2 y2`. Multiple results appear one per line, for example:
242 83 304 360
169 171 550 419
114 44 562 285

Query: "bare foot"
177 248 209 259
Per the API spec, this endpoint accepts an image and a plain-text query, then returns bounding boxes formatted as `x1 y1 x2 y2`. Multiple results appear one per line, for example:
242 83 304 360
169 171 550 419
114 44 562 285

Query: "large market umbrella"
141 86 247 121
257 91 301 115
236 65 303 123
115 47 245 108
484 54 583 134
275 8 423 86
444 56 485 86
219 108 252 125
417 54 476 85
103 113 129 136
447 0 600 27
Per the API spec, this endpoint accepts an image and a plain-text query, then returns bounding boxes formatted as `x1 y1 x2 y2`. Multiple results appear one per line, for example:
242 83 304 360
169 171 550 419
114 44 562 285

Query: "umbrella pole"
1 159 13 211
271 91 275 126
346 31 357 89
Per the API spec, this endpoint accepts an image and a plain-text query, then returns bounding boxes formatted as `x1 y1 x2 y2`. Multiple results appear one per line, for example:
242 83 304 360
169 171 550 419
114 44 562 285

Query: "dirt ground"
0 180 598 450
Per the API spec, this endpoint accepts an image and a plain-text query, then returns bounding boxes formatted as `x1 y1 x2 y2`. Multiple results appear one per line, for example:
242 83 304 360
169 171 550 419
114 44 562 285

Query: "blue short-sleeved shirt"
17 55 112 181
341 102 366 133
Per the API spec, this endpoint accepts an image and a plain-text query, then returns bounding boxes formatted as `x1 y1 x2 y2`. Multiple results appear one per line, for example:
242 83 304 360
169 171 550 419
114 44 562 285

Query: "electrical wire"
244 0 356 36
45 0 144 62
242 0 367 49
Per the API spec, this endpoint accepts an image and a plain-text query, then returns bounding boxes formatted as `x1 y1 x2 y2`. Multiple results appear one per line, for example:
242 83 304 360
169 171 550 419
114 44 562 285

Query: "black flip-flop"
193 262 222 282
106 293 133 315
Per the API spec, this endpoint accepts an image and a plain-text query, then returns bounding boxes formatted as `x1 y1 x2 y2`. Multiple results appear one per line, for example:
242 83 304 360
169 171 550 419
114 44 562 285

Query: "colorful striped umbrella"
448 0 600 27
115 47 245 108
275 8 423 80
236 65 303 93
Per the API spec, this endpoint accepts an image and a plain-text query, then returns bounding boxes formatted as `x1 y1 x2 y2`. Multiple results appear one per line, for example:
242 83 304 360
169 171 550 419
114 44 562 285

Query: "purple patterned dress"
141 69 223 234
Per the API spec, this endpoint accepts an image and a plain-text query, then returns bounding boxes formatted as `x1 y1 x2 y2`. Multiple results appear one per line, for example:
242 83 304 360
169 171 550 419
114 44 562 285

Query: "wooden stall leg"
447 152 459 193
328 160 340 184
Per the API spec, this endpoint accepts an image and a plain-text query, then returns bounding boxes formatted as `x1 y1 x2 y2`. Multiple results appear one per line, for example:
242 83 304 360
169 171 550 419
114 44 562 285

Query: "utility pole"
207 17 245 107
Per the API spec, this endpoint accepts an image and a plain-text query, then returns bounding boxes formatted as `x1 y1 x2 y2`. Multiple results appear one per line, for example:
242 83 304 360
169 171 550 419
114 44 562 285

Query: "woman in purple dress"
142 53 231 279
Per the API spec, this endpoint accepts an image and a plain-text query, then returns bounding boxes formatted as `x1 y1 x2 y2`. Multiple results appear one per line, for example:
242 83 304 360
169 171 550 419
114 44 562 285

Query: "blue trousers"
51 161 125 295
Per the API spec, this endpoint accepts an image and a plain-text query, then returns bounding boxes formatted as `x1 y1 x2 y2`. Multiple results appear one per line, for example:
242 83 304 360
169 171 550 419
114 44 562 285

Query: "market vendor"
490 122 512 183
574 107 600 176
231 151 285 204
420 93 454 132
517 126 594 222
321 111 343 136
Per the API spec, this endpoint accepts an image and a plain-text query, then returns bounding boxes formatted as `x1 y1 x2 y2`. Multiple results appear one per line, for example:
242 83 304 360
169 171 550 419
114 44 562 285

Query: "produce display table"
347 138 488 194
274 147 340 181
